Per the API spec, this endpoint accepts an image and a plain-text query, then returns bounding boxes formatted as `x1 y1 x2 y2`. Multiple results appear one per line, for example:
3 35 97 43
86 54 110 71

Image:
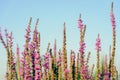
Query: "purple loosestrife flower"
80 65 90 80
95 34 101 52
78 16 84 30
25 26 31 42
79 42 86 54
33 27 38 43
31 24 40 80
23 18 32 80
57 50 62 67
79 43 90 79
34 53 41 80
43 53 50 70
57 58 61 67
29 42 36 49
20 51 26 77
95 34 101 80
8 32 13 48
24 54 32 80
8 32 16 79
78 15 90 80
110 3 116 79
33 30 41 80
103 56 110 80
110 11 116 29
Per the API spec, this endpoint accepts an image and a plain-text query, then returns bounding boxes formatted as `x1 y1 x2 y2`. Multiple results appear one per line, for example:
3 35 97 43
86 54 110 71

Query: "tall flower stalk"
78 15 90 80
110 2 116 80
75 52 79 80
16 44 21 80
57 49 62 80
54 39 57 65
23 17 32 80
70 50 75 80
62 23 67 80
0 28 16 80
95 34 101 80
33 19 42 80
103 55 110 80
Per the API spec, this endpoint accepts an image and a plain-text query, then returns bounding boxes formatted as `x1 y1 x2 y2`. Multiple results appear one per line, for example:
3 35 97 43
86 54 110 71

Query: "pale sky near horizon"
0 0 120 79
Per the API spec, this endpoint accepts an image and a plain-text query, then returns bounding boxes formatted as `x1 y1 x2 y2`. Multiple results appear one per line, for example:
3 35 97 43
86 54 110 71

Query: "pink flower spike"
110 12 116 29
95 34 101 52
110 3 116 29
78 14 84 30
79 42 86 53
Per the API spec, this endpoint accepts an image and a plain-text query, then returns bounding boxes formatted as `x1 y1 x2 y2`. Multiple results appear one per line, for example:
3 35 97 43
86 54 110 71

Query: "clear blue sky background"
0 0 120 79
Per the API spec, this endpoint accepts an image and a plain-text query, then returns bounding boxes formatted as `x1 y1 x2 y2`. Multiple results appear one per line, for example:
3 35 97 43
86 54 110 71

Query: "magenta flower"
78 17 84 30
80 65 90 80
8 32 13 48
42 53 50 69
43 53 50 59
110 12 116 29
25 26 31 42
95 34 101 52
33 27 38 43
34 53 41 80
79 42 86 54
24 61 32 80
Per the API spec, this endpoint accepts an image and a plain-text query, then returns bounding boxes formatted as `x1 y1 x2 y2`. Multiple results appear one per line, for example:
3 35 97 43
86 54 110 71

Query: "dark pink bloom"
78 18 84 30
25 26 31 42
34 53 41 80
34 53 40 59
43 53 50 60
7 32 13 48
95 34 101 52
80 65 90 80
79 42 86 54
43 53 50 69
110 12 116 29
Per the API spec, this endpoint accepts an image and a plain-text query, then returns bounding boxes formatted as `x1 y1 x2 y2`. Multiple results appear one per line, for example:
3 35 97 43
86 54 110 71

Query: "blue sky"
0 0 120 79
